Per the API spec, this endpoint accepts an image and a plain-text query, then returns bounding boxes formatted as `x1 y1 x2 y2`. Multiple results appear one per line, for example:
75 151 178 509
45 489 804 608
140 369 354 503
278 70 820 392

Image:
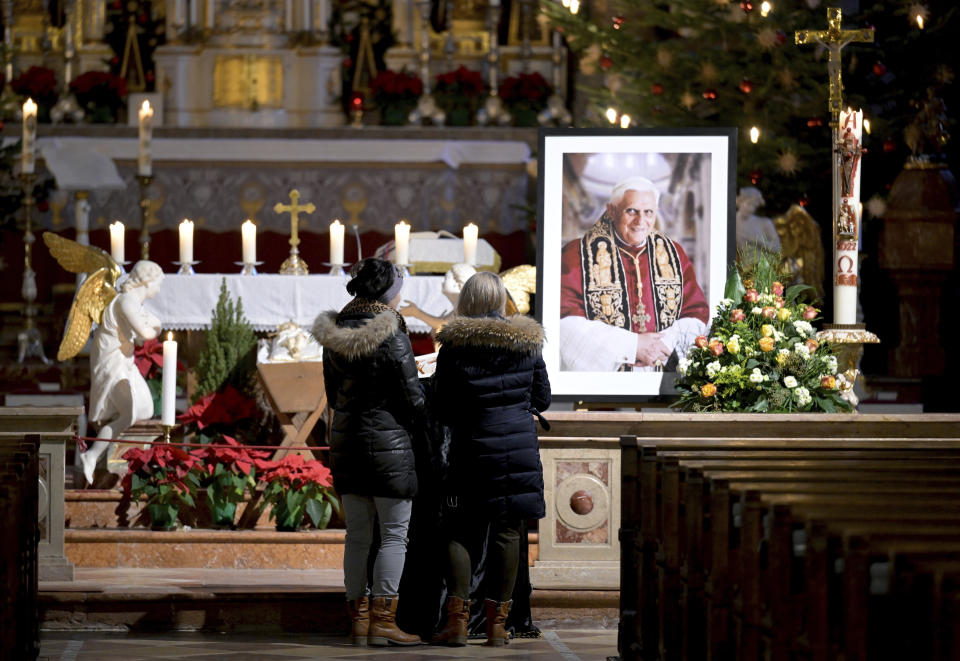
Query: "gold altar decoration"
213 55 284 109
275 189 315 275
119 16 147 92
795 8 873 116
501 264 536 315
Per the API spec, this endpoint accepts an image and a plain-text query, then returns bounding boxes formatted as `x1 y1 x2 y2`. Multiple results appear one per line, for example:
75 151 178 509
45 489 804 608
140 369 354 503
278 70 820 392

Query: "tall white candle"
161 332 177 426
205 0 215 29
179 218 194 264
21 98 37 175
329 219 345 265
834 107 863 325
241 219 256 263
285 0 294 30
394 220 410 265
188 0 199 28
137 100 154 177
301 0 311 30
463 222 478 265
109 221 125 264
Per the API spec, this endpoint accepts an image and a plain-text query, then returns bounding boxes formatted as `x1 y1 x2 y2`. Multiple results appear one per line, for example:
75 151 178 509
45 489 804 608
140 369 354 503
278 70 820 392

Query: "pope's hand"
635 332 671 367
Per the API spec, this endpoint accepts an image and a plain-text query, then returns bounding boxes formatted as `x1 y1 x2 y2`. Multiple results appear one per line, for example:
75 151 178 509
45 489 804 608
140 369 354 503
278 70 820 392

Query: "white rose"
784 376 798 388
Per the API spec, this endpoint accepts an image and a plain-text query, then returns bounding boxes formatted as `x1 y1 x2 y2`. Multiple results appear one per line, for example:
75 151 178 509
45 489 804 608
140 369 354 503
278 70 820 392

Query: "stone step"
65 489 276 529
65 528 541 570
38 568 618 633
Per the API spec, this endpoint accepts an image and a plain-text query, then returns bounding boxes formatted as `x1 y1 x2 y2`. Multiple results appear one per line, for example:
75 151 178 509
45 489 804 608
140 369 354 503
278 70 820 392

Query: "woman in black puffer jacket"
430 271 551 647
313 258 425 648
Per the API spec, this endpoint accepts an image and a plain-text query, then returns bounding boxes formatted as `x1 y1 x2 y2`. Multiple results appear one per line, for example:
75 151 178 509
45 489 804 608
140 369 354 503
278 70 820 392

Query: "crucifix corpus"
796 7 879 406
275 189 316 275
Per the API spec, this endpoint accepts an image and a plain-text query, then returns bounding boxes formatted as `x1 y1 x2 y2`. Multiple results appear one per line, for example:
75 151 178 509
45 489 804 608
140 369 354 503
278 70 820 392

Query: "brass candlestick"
18 172 51 365
408 0 445 126
161 424 175 444
138 174 154 260
816 323 880 409
476 0 511 127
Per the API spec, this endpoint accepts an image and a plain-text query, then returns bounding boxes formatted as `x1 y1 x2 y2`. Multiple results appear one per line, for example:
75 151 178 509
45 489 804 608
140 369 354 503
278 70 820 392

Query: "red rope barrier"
74 435 329 452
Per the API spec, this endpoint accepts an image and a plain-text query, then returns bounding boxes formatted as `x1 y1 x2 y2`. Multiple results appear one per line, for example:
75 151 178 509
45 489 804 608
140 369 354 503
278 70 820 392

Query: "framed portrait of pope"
536 128 736 399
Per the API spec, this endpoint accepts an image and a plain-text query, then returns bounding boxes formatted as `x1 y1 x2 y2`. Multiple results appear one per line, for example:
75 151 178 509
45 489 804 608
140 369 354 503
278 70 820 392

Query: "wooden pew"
0 434 40 661
620 433 960 661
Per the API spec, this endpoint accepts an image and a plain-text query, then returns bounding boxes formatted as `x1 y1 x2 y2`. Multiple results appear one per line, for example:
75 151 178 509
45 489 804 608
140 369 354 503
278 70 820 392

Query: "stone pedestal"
529 441 620 589
0 406 81 581
878 162 958 377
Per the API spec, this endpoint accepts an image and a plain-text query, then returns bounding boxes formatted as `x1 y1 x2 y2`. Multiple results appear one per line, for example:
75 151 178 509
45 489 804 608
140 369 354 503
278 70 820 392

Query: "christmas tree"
194 279 257 401
544 0 956 215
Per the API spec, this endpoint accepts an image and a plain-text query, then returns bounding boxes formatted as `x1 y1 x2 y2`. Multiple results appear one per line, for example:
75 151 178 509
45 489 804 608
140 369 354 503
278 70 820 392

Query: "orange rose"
772 281 785 296
821 375 836 389
708 340 725 356
701 382 717 397
759 337 775 352
806 339 819 352
744 289 759 303
762 306 777 319
695 335 709 348
729 308 746 323
774 296 785 309
803 306 818 320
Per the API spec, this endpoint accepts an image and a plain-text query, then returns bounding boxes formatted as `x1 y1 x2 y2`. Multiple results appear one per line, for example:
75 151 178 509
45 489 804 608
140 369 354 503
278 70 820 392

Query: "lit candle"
161 332 177 426
394 220 410 266
463 222 478 265
241 219 256 264
834 107 864 325
109 221 125 264
21 98 37 175
137 100 154 177
330 219 345 265
179 218 194 264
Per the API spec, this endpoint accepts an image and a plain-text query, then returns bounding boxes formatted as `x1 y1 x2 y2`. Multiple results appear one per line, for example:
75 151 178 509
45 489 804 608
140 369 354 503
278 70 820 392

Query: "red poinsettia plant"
122 444 202 530
177 384 258 431
255 454 339 530
370 70 423 106
69 71 128 122
11 66 59 111
499 72 552 111
191 434 269 528
435 66 485 99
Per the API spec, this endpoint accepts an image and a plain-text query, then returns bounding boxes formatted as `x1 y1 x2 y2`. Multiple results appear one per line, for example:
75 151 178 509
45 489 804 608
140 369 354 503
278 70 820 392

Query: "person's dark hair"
346 258 395 300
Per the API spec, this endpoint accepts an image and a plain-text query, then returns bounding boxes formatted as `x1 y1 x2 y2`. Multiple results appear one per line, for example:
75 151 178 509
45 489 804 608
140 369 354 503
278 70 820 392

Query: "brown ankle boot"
368 595 421 647
346 597 369 647
431 596 471 646
484 598 512 646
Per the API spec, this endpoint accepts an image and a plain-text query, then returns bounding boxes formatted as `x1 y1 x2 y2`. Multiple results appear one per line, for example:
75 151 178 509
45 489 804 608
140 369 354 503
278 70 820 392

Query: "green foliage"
262 480 340 530
674 251 852 413
194 278 257 401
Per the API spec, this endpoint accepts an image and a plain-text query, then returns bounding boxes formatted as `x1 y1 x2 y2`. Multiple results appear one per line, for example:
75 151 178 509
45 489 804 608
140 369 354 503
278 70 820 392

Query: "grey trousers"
341 494 413 601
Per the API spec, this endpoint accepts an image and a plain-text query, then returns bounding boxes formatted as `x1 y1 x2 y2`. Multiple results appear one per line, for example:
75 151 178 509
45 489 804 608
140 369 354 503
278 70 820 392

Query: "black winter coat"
433 314 551 520
313 300 425 500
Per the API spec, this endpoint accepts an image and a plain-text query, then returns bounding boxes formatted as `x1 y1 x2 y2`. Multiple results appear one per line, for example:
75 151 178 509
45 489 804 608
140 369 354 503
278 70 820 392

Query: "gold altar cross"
795 8 874 116
274 189 316 275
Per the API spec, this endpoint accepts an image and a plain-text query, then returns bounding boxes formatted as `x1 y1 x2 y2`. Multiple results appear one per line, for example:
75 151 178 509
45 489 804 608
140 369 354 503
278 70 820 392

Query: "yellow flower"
761 324 775 337
701 382 717 397
758 337 775 352
726 339 740 354
821 375 837 389
778 307 792 321
776 353 788 365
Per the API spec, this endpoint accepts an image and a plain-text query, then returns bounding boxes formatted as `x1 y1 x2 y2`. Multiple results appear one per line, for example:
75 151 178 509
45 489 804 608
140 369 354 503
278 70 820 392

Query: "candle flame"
569 0 579 14
398 219 409 227
331 218 343 227
620 114 631 129
750 126 760 143
23 98 37 116
167 331 173 341
916 14 924 29
863 119 871 134
605 108 618 124
760 1 771 16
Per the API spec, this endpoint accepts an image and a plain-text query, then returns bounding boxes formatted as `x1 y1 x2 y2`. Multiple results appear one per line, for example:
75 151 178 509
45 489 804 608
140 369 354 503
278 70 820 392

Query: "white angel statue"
44 233 165 485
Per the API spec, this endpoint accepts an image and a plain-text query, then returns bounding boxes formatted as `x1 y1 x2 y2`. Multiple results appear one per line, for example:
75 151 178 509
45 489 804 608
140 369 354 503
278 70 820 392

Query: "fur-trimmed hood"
436 315 545 354
312 310 400 360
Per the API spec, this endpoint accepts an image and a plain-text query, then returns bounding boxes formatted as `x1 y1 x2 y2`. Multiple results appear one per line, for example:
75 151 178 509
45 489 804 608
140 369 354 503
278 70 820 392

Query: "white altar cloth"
146 274 452 334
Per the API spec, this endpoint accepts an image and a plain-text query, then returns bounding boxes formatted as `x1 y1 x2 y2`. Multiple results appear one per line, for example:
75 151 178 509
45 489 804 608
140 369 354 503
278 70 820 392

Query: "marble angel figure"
44 233 165 485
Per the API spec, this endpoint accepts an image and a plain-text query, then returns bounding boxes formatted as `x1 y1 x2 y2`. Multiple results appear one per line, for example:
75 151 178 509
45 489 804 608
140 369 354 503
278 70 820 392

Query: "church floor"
38 630 619 660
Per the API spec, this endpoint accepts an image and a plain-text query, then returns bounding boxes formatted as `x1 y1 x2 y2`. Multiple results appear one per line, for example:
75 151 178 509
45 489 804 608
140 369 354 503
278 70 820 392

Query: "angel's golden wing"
43 232 120 284
500 264 537 316
774 205 825 301
57 268 117 361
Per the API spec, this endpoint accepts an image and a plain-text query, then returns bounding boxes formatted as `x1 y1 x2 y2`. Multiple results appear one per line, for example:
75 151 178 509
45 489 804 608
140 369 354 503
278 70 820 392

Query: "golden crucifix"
275 189 316 275
795 8 874 117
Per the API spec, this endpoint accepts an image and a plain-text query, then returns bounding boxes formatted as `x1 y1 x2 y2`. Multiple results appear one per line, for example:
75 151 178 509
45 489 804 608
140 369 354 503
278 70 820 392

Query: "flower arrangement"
255 454 339 531
434 66 486 125
370 70 422 125
191 435 267 528
674 253 852 413
11 66 58 117
121 444 201 530
69 71 128 122
499 72 552 126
